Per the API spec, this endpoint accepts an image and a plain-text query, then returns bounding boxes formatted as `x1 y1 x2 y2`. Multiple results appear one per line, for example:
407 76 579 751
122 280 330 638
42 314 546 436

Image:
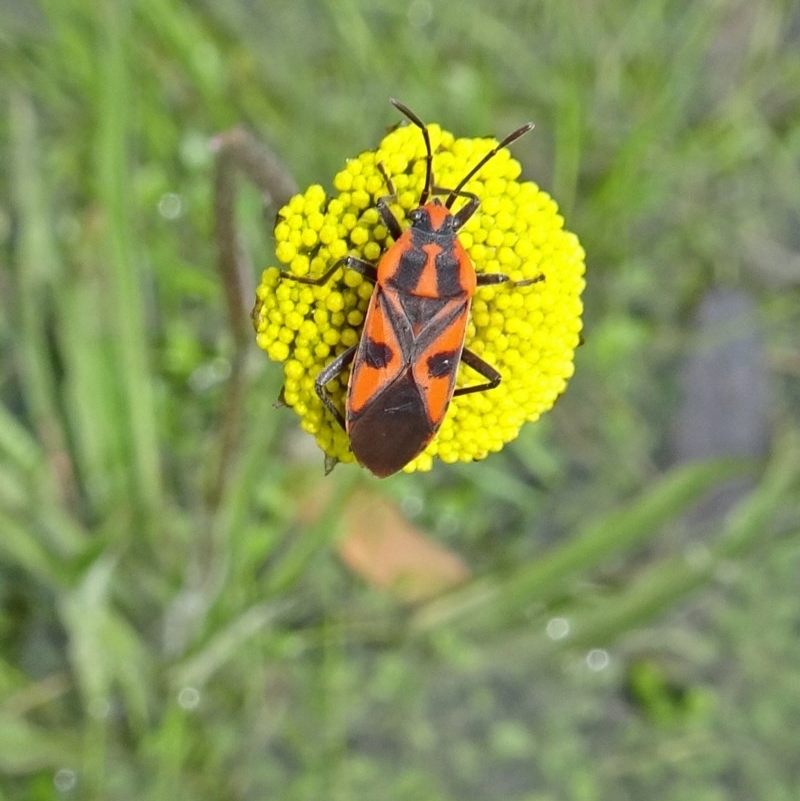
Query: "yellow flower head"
253 110 585 474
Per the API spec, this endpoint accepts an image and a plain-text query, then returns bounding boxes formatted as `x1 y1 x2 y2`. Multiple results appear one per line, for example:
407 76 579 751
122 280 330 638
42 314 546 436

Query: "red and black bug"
286 99 538 477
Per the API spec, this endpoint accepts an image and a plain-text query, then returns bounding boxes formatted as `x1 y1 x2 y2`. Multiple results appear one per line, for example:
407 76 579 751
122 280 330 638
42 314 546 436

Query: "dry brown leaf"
338 489 470 603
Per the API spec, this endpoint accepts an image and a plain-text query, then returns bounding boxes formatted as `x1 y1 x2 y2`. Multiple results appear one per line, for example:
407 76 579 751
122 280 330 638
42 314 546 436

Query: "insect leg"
367 163 404 241
476 272 545 288
376 162 398 196
453 348 502 396
446 188 480 229
314 345 358 429
375 198 404 242
284 256 378 285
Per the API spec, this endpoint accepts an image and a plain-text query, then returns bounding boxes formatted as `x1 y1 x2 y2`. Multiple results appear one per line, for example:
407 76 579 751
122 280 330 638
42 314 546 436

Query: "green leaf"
413 458 752 633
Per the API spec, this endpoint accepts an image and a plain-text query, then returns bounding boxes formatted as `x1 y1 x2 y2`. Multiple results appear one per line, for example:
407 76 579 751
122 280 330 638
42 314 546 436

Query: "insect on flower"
281 99 541 477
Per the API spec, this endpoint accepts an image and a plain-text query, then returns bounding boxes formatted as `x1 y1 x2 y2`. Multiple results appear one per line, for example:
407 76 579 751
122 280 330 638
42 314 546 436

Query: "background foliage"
2 1 799 799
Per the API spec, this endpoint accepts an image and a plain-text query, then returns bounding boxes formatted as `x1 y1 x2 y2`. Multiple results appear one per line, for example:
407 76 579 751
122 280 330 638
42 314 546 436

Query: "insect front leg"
374 164 404 242
446 188 480 230
375 197 404 242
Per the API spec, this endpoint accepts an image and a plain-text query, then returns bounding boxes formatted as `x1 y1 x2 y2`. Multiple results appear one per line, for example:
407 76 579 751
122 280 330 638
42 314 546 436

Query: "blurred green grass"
2 1 799 799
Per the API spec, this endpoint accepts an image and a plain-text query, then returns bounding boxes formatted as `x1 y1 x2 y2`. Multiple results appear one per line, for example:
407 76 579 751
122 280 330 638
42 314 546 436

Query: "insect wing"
410 296 471 428
346 286 409 418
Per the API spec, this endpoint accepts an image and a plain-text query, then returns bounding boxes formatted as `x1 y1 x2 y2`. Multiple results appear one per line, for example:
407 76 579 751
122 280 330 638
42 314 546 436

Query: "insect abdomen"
347 370 436 477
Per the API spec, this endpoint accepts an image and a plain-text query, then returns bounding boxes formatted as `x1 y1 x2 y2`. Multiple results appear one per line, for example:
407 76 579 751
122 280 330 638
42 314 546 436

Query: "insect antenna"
445 121 534 209
390 98 434 205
